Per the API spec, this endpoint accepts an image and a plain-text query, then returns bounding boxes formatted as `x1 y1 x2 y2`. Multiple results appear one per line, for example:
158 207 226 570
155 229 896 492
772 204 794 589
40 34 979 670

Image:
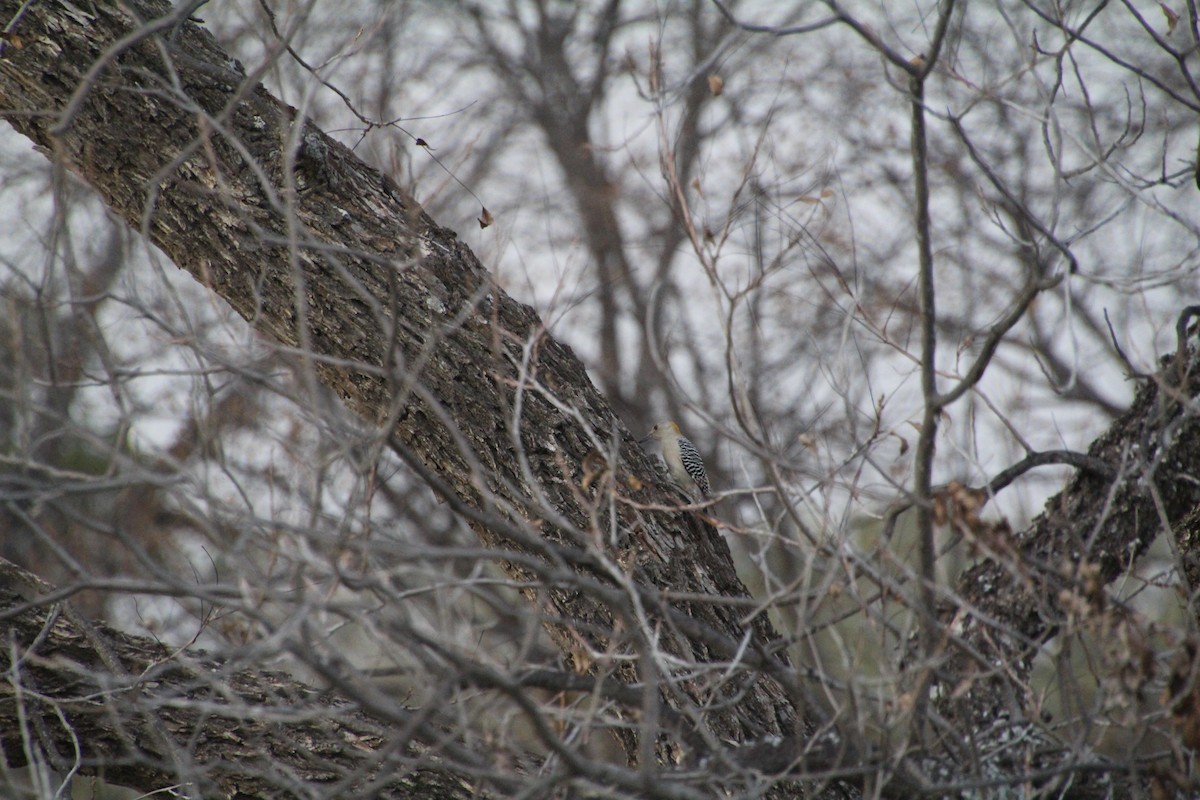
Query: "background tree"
1 0 1199 798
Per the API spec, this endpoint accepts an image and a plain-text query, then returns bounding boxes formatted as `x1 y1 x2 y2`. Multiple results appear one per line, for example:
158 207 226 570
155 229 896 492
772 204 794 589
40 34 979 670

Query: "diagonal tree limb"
0 0 809 783
921 345 1200 795
0 556 488 799
2 0 1198 797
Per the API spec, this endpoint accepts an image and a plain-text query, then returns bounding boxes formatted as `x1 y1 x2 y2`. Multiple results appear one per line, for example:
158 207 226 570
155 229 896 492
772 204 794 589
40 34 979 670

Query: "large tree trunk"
927 346 1200 797
0 0 807 793
0 0 1196 797
0 559 481 799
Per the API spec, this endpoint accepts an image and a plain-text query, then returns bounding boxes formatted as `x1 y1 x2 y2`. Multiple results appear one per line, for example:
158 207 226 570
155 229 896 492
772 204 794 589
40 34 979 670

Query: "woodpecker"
641 421 711 499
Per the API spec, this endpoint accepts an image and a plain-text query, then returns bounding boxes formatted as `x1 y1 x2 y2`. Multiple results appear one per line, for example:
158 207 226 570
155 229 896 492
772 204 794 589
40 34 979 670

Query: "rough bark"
915 349 1200 796
1 0 1197 797
0 0 805 794
0 559 484 799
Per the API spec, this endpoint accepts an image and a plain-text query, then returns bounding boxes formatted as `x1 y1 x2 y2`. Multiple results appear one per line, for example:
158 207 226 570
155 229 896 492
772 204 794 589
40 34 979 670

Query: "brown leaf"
931 492 948 526
570 644 593 674
1161 3 1180 35
478 206 494 229
1164 638 1200 751
707 74 724 96
581 450 608 491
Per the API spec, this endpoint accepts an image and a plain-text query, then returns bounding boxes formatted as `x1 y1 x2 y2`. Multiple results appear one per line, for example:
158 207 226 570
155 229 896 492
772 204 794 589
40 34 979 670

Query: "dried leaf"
707 74 724 96
931 492 948 526
570 645 593 674
1161 3 1180 35
581 450 608 491
1165 639 1200 751
478 206 494 229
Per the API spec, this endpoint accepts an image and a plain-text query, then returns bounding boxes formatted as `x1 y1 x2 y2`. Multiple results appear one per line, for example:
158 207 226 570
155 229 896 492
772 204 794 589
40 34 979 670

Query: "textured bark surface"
0 559 477 799
1 0 1197 797
0 0 802 794
923 355 1200 796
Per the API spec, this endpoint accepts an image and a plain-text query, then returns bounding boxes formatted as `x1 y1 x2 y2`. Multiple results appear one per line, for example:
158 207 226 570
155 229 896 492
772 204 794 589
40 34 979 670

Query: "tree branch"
0 0 807 783
0 557 484 799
